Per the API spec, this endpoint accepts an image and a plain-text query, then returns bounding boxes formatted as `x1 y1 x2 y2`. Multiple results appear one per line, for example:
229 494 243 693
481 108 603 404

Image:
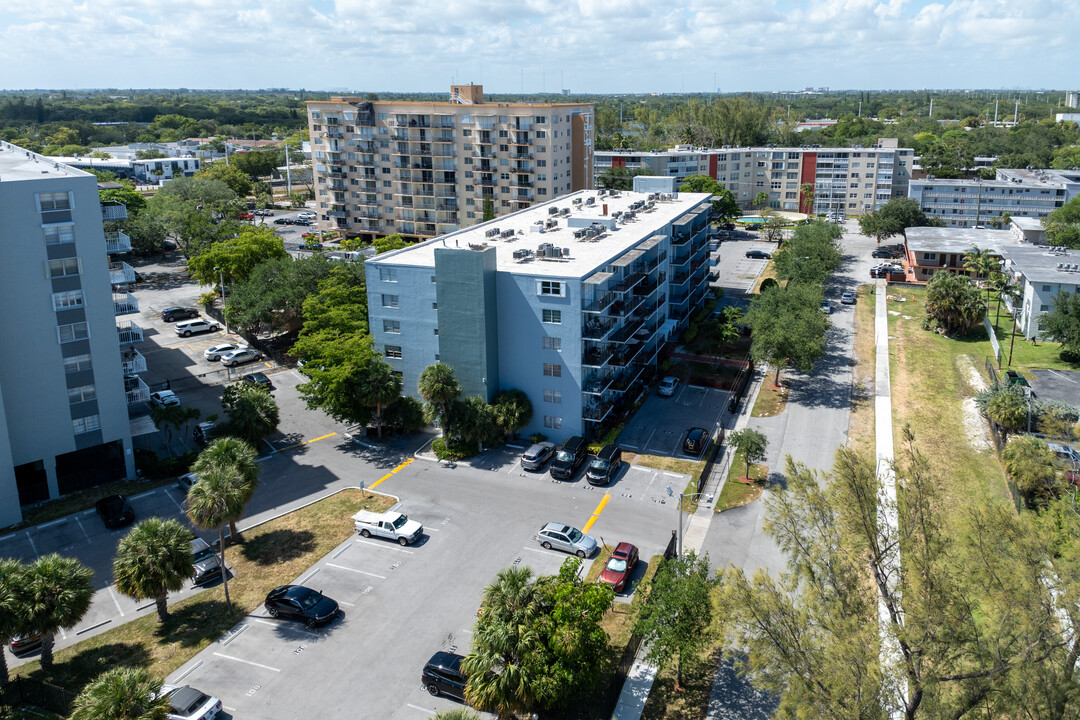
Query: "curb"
224 485 402 543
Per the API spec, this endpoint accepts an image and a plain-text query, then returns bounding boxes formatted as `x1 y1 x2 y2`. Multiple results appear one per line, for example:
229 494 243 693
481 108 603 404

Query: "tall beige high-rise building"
306 85 594 240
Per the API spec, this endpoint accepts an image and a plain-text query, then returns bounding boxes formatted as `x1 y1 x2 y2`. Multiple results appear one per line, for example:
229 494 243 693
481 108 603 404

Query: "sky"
0 0 1076 93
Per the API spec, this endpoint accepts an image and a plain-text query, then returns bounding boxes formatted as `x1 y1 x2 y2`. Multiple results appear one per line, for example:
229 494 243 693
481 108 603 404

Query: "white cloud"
0 0 1075 90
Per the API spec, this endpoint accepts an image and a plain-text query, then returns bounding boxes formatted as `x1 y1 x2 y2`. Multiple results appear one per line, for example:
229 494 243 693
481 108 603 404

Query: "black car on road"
683 428 709 455
264 585 340 627
242 372 274 391
95 495 135 529
422 651 467 700
745 249 772 259
160 307 199 322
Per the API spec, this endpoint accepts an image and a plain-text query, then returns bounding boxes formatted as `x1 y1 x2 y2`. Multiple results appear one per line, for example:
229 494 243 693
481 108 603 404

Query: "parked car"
422 651 467 700
95 495 134 529
586 444 623 486
683 427 709 455
1048 443 1080 466
254 209 274 216
521 441 556 471
745 249 772 259
177 472 199 493
189 537 222 585
550 436 588 480
9 633 42 655
193 421 215 447
821 300 832 314
297 211 317 220
264 585 340 627
149 390 180 408
161 307 199 322
174 319 220 338
657 376 680 397
294 219 314 226
599 542 640 592
203 343 242 361
352 509 424 546
841 291 856 305
871 248 895 259
238 212 254 220
219 347 263 367
274 218 292 225
242 372 273 391
535 522 597 558
159 684 222 720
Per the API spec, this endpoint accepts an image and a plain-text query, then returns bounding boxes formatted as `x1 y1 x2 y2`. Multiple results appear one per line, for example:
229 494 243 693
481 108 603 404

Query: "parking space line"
37 517 67 530
523 546 565 558
332 545 351 559
107 586 125 616
251 618 320 638
221 624 249 645
74 515 92 543
326 563 386 579
212 652 281 672
308 432 337 443
338 600 356 607
172 660 202 684
353 538 414 553
407 704 436 715
25 532 38 557
164 488 185 512
582 494 612 533
131 488 159 501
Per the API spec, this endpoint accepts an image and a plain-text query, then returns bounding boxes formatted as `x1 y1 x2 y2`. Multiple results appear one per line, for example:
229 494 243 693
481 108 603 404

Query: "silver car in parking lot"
534 522 598 558
521 442 555 471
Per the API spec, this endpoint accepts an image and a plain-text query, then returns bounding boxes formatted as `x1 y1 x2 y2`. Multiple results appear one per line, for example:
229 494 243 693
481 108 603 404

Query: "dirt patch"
956 356 992 452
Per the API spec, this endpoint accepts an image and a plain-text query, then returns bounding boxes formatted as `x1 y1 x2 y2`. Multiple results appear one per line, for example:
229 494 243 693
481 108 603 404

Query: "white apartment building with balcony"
0 142 138 526
306 85 594 241
365 182 713 442
908 168 1080 228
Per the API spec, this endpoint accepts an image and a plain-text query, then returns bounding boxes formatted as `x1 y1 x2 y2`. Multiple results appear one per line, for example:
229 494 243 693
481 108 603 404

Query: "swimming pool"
735 216 766 224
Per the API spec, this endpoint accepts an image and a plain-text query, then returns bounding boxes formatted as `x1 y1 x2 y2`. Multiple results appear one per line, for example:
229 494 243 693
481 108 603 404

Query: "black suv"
422 651 466 699
586 444 622 486
550 436 588 480
161 307 199 322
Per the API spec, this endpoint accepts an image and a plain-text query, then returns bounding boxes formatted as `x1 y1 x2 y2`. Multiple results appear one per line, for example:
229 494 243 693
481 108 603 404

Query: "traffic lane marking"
277 431 339 452
582 493 612 533
368 458 415 490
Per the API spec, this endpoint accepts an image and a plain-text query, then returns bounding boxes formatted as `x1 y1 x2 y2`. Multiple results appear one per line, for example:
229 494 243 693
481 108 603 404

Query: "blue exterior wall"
365 262 440 397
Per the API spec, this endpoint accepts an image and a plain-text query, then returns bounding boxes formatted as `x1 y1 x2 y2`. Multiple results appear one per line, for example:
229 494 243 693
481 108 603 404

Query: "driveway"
618 386 730 458
1029 369 1080 407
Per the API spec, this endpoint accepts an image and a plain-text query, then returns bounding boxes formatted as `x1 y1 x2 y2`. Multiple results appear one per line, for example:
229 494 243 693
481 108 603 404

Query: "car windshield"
591 458 610 471
192 546 215 562
567 528 584 543
606 557 627 573
296 590 323 610
556 450 574 462
392 515 408 529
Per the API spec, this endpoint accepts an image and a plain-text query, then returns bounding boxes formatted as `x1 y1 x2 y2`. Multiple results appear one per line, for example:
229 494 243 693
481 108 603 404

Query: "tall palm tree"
191 436 259 543
0 558 27 685
225 386 279 447
113 518 194 623
70 667 169 720
962 245 1000 312
362 359 402 439
22 554 94 669
185 469 246 611
418 363 462 434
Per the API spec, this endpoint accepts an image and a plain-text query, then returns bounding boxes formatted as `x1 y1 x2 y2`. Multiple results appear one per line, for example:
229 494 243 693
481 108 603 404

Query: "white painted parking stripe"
298 568 321 584
224 707 237 713
523 546 565 559
325 563 386 579
107 586 125 616
37 517 67 530
506 460 521 475
212 652 281 672
354 538 414 554
338 600 356 607
172 660 202 683
643 428 657 452
220 624 248 646
165 488 185 512
25 531 38 557
663 471 683 478
407 704 436 715
252 618 320 638
74 515 91 543
131 488 159 501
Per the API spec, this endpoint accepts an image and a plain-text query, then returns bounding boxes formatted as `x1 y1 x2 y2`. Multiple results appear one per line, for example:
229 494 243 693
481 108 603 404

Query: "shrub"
384 396 425 434
432 437 478 461
529 433 548 444
682 322 699 344
587 423 624 454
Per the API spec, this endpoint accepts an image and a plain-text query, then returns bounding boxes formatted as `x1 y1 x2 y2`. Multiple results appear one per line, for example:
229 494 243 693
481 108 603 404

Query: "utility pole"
929 97 933 118
1014 99 1019 124
285 142 292 197
994 99 999 126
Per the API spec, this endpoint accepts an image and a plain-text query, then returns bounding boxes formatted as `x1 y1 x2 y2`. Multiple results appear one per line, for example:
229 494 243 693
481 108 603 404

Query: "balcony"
610 318 645 343
327 211 349 219
582 347 613 368
121 347 146 375
583 373 614 395
325 130 344 139
100 202 128 221
105 231 132 254
109 261 136 285
511 179 534 188
613 272 644 294
510 152 533 160
113 292 139 316
117 320 143 345
125 375 150 405
583 402 614 423
583 318 617 340
583 292 616 314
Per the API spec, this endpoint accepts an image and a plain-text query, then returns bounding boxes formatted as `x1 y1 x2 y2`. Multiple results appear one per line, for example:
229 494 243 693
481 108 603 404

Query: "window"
52 290 84 310
539 280 564 296
535 130 547 139
1043 285 1053 292
542 336 561 351
72 414 101 435
534 116 547 124
383 320 401 334
37 191 71 211
57 322 89 343
43 225 75 245
542 309 561 324
384 345 403 359
1041 304 1050 312
47 257 80 278
543 363 562 377
379 268 398 282
431 275 437 283
543 389 562 404
543 415 562 429
68 385 96 403
433 328 439 335
63 353 92 374
381 294 399 308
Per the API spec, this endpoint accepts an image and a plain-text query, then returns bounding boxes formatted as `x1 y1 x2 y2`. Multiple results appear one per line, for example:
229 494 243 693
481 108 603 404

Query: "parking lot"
711 231 779 295
618 385 730 458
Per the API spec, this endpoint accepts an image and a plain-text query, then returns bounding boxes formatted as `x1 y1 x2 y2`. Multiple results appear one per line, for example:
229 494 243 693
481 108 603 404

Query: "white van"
174 319 220 337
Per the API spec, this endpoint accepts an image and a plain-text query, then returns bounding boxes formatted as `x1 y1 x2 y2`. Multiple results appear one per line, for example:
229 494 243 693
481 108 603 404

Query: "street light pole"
667 486 711 559
214 265 228 334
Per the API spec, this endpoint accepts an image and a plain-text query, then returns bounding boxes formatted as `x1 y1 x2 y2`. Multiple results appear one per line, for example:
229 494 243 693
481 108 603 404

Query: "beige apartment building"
306 85 594 240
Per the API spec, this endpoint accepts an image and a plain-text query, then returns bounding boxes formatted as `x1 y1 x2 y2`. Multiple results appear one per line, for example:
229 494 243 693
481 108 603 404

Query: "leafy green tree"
920 129 975 177
773 220 843 284
727 428 768 480
1043 196 1080 249
482 199 496 222
635 550 716 690
858 197 943 242
456 396 502 448
754 191 769 209
23 554 94 669
195 161 253 197
225 255 338 334
492 389 533 441
0 559 26 684
144 176 240 257
419 363 463 436
598 166 649 190
124 211 171 256
230 148 281 180
1039 290 1080 359
962 245 1001 311
1001 435 1060 507
985 385 1030 444
70 667 170 720
187 226 288 286
677 174 739 221
296 336 392 434
219 384 279 447
746 283 829 386
1051 145 1080 171
99 183 147 215
924 271 985 335
113 518 194 623
185 469 246 611
361 358 403 439
373 233 408 254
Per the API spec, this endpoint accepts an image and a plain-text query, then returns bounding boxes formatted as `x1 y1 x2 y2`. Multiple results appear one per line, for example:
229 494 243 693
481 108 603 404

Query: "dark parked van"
586 444 622 486
550 436 588 480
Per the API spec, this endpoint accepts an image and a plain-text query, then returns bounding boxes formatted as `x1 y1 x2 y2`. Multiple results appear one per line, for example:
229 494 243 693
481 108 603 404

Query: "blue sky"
0 0 1075 92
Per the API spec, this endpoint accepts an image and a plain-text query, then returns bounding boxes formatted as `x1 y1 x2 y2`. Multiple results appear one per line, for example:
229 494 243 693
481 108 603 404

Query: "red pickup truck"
238 212 254 220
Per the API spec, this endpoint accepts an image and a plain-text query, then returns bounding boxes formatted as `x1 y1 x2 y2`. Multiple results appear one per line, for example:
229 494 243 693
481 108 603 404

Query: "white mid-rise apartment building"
908 168 1080 228
306 85 594 241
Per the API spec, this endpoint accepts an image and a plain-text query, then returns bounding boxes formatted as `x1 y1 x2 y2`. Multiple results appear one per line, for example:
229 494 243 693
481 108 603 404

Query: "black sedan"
683 427 709 455
274 218 293 225
241 372 273 391
745 249 772 260
161 306 199 322
264 585 340 627
95 495 135 529
871 248 895 258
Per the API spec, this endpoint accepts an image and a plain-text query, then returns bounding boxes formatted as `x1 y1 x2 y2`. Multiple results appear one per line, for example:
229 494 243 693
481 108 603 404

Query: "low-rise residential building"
908 168 1080 228
365 181 713 442
44 155 201 184
1010 216 1048 245
999 246 1080 339
902 227 1020 282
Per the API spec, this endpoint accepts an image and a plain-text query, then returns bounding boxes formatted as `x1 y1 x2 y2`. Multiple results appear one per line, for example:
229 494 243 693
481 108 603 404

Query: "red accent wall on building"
612 157 626 168
799 152 816 213
709 154 718 180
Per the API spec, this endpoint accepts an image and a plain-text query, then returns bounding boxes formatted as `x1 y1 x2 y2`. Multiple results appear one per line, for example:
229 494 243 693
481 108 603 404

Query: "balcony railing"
109 261 136 285
101 202 128 221
610 318 645 344
583 293 616 314
117 320 143 345
121 347 147 375
125 375 150 405
113 292 139 316
583 318 617 340
105 231 131 254
583 402 614 422
582 347 613 368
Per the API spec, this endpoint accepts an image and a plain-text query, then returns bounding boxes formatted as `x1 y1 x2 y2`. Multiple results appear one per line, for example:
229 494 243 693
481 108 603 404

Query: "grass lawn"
751 379 787 417
848 284 878 456
751 259 777 294
13 489 394 693
887 286 1011 511
987 301 1080 373
719 448 767 513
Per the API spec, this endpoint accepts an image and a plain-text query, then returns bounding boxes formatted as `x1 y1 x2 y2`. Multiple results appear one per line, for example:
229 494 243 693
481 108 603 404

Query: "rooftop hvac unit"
562 247 570 257
612 211 623 219
573 229 585 239
501 229 515 238
585 197 596 206
545 219 557 229
1058 263 1065 269
572 198 583 205
598 189 607 197
548 206 559 215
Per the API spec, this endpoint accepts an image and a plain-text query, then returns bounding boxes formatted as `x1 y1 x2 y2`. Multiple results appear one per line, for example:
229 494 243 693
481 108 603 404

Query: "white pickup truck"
352 510 424 546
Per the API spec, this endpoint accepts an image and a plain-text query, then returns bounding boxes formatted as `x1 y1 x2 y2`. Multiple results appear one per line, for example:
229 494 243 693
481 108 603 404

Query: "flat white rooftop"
0 142 91 182
905 226 1019 254
370 189 712 278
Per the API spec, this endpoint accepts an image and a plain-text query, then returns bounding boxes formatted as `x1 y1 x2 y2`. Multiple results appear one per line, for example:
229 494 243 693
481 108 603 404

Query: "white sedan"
203 342 243 361
219 347 263 367
149 390 180 408
657 376 680 397
159 684 222 720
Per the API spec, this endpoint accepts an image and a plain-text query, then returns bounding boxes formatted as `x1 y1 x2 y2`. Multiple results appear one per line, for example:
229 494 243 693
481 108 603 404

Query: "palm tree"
225 385 279 447
492 389 532 442
22 554 94 669
418 363 462 434
0 558 27 684
462 566 542 718
800 182 814 214
962 245 999 312
113 518 194 623
191 436 259 543
362 359 402 439
185 469 247 611
70 667 170 720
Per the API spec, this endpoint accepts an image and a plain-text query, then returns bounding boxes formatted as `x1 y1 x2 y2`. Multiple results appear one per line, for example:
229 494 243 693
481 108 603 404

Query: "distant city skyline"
1 0 1076 93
